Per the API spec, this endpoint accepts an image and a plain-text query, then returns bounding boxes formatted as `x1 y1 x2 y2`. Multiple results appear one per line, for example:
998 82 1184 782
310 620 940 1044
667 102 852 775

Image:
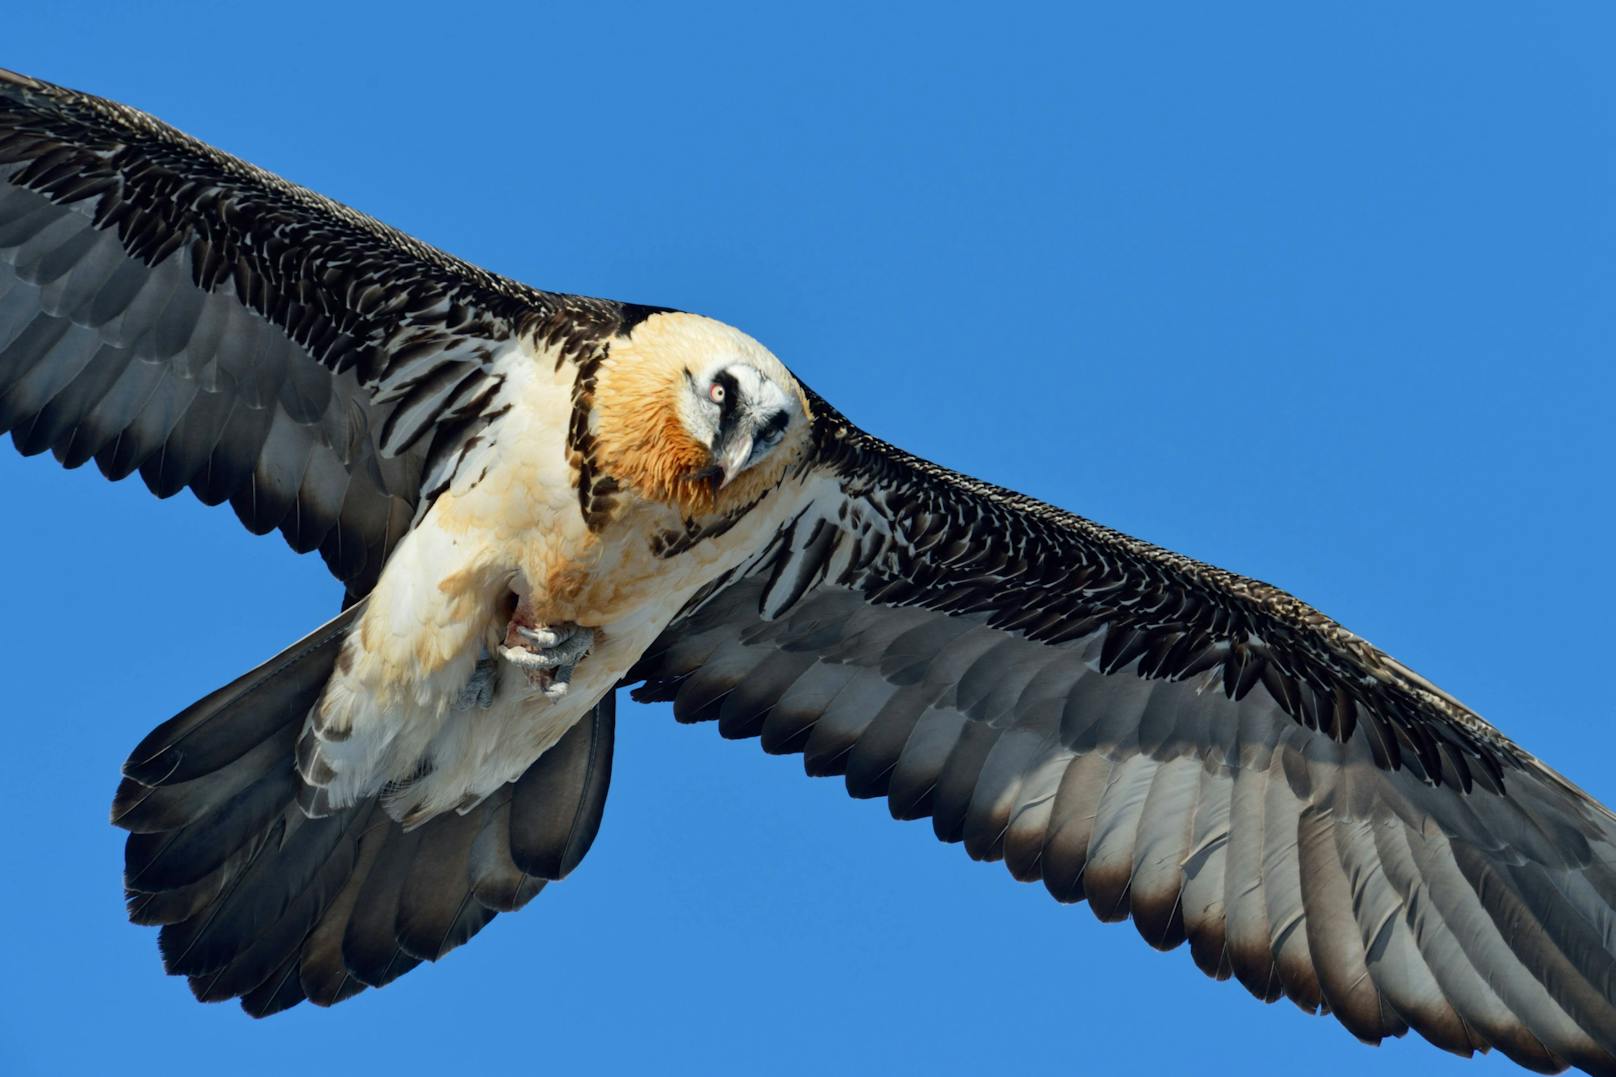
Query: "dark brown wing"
0 68 637 594
629 393 1616 1075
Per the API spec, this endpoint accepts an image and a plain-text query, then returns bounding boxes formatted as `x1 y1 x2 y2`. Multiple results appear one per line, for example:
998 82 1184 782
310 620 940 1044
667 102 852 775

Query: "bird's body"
4 67 1616 1076
308 313 813 822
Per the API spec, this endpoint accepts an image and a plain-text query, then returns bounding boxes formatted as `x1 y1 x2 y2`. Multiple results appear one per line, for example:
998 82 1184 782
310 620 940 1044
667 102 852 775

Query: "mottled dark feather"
0 69 648 593
629 521 1616 1073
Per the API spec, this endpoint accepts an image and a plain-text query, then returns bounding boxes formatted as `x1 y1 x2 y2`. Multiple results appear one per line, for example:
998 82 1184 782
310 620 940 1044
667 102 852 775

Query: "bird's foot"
497 620 594 700
454 652 500 711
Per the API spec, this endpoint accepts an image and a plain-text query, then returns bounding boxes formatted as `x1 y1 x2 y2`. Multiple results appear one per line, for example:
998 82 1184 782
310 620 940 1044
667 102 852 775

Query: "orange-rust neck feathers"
597 365 716 513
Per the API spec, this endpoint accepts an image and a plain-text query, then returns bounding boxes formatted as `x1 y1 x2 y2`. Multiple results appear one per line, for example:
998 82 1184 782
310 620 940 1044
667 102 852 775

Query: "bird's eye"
709 383 725 404
760 410 789 443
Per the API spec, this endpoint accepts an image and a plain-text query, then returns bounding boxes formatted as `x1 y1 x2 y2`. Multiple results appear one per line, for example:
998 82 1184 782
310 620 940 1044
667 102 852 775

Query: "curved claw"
497 620 594 697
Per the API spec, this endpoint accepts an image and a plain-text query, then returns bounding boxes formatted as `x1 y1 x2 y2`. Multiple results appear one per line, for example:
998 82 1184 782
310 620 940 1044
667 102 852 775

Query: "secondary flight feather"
3 69 1614 1074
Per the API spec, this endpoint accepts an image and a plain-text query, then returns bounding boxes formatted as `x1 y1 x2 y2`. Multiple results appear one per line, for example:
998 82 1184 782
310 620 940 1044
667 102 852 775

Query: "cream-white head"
595 312 810 512
676 357 802 491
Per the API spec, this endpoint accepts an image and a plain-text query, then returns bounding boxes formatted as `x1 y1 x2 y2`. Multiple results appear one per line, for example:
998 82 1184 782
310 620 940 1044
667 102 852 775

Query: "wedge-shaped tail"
111 606 614 1016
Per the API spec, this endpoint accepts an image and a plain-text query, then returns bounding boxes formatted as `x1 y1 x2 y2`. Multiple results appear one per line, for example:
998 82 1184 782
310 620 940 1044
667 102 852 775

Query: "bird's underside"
3 67 1616 1076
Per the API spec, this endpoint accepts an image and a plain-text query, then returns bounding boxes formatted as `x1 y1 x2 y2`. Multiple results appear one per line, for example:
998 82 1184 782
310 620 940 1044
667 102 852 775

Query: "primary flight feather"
2 68 1614 1074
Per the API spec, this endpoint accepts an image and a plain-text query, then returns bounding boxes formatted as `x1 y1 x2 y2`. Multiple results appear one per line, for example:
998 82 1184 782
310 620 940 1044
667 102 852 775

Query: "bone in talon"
493 596 590 696
504 597 578 647
502 592 545 652
502 598 593 659
497 645 547 670
516 624 563 648
496 644 561 692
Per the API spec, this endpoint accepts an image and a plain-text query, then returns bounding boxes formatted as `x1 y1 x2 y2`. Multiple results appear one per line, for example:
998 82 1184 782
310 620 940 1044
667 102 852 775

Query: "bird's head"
676 359 800 493
594 312 810 513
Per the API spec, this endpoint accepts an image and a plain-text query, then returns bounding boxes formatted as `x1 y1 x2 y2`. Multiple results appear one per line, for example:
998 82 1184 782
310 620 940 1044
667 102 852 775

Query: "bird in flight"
2 68 1613 1075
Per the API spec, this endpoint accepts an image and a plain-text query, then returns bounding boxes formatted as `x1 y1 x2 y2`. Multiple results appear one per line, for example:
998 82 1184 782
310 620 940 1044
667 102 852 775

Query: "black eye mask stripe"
759 409 789 442
711 370 742 442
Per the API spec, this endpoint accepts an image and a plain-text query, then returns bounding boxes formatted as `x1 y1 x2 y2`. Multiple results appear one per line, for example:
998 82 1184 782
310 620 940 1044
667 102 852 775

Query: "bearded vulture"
2 68 1613 1074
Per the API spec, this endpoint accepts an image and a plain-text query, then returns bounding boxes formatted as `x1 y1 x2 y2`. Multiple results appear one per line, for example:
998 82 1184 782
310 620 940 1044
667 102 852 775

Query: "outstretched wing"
629 393 1616 1075
0 69 630 595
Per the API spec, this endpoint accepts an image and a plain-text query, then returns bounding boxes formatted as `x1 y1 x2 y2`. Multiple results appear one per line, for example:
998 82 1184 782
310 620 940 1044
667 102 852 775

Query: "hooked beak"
712 432 754 491
686 432 754 494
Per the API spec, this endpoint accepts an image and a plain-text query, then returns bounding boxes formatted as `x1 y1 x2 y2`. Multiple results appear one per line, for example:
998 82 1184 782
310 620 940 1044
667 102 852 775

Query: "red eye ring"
709 383 725 403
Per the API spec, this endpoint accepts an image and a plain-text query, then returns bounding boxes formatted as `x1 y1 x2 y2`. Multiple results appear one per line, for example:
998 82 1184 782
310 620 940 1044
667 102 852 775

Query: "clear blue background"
3 4 1614 1075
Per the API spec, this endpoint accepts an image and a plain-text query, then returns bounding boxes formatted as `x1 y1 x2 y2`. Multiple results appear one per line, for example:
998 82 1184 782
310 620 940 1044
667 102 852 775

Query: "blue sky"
3 4 1614 1075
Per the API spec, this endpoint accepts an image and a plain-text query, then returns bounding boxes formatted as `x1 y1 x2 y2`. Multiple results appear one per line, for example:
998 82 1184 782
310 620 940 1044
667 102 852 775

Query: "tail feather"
433 887 501 963
241 949 310 1018
113 732 291 834
395 808 490 962
123 610 359 787
127 863 231 927
111 611 618 1014
296 809 392 1009
125 763 299 890
159 808 359 979
339 822 425 987
509 693 616 879
468 789 548 913
190 809 368 1001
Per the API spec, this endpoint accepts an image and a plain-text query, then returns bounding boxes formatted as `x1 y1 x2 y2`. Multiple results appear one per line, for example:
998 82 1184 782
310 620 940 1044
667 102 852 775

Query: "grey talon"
497 621 594 696
454 654 499 711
